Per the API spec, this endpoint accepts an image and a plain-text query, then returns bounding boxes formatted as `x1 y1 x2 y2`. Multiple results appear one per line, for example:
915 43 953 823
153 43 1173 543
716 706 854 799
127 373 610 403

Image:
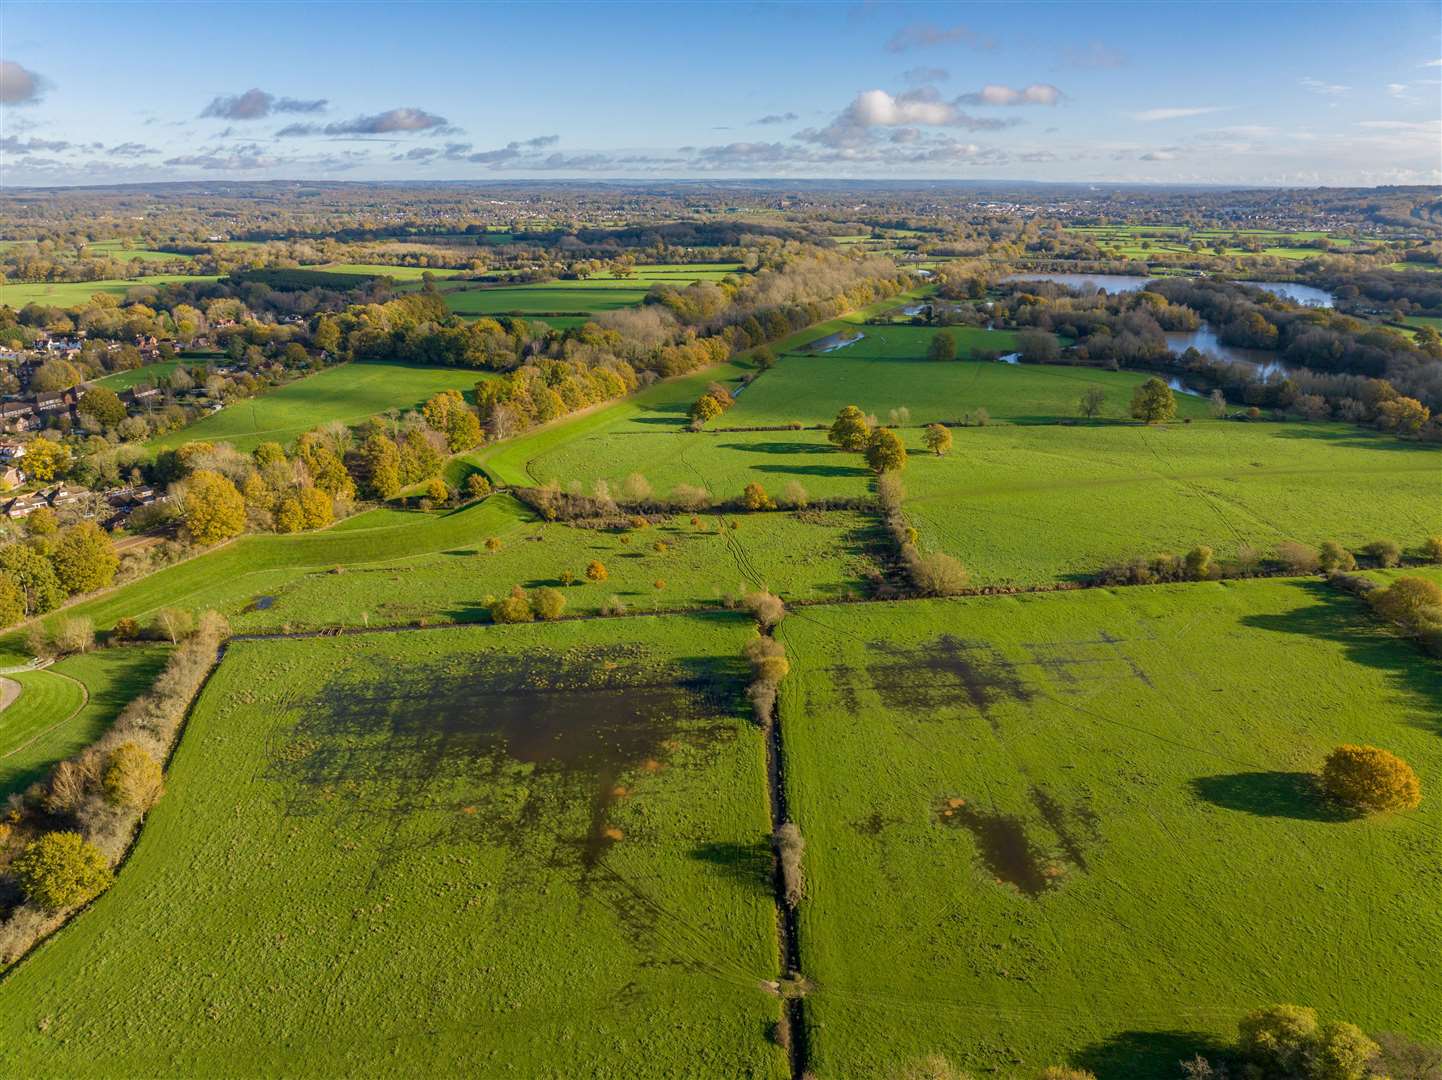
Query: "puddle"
243 595 276 612
806 331 864 353
940 802 1053 897
998 352 1020 365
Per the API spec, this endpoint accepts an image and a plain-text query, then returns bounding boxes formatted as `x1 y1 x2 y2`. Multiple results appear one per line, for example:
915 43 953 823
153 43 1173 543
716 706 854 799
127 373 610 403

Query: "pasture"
92 361 182 391
82 240 192 263
147 361 490 454
440 282 655 317
778 580 1442 1076
1065 225 1362 261
0 274 222 309
716 325 1208 428
0 617 787 1078
901 420 1440 584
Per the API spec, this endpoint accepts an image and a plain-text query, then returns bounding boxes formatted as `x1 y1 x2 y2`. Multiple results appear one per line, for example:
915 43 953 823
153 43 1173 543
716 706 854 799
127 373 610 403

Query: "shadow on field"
689 838 773 894
1266 426 1434 454
1239 581 1442 738
720 440 833 456
1073 1029 1231 1079
1191 771 1354 822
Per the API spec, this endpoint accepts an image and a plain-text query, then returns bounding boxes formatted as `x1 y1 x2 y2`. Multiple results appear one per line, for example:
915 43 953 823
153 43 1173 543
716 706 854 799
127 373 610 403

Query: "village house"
4 490 50 519
0 467 25 491
0 440 26 463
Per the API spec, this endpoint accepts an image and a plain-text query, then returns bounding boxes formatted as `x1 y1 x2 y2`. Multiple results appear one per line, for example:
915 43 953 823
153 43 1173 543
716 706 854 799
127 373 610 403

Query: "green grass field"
83 240 193 264
717 326 1207 428
1064 226 1362 262
0 617 787 1078
0 274 222 309
0 647 170 800
92 361 182 391
441 282 655 317
147 362 490 454
778 581 1442 1076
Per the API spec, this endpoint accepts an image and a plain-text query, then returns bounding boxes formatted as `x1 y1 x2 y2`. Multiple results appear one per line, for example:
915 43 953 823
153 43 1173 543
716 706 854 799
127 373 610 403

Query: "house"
33 391 66 413
0 402 36 432
0 467 25 490
4 491 50 519
0 440 25 462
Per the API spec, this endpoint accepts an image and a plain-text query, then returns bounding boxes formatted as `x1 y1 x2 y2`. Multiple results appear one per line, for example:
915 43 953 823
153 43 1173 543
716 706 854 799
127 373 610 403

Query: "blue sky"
2 1 1439 187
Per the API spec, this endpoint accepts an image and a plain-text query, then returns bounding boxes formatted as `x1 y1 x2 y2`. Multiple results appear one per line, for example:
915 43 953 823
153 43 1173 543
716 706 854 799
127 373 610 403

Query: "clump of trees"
490 585 567 624
865 428 908 474
773 821 805 907
0 521 120 632
1176 1001 1413 1080
688 382 736 428
743 635 789 725
1320 744 1422 814
876 472 969 597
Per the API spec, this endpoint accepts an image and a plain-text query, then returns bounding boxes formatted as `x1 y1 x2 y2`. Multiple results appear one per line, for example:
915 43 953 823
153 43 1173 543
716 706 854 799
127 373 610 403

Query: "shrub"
465 473 492 500
600 594 627 616
927 332 957 362
102 742 164 810
424 478 449 504
744 635 790 684
12 831 113 912
532 587 566 621
1309 1022 1381 1080
1037 1070 1096 1080
484 537 502 553
149 607 195 644
774 821 805 906
585 560 608 582
1320 744 1421 813
54 617 95 655
1363 538 1402 568
743 590 786 629
111 616 140 642
1372 576 1442 634
1276 540 1320 574
1319 540 1356 573
742 482 775 511
670 483 712 510
908 549 970 596
1239 1004 1320 1075
781 480 809 509
1423 535 1442 564
490 586 534 624
1184 545 1213 580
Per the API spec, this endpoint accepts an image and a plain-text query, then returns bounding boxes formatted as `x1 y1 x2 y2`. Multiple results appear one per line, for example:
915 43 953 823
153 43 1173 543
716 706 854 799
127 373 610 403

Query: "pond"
1237 281 1334 308
806 331 864 353
1163 325 1296 379
1004 272 1156 294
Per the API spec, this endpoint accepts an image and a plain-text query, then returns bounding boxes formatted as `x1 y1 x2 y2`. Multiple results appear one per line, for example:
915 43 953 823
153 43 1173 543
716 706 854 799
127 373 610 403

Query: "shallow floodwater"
1164 325 1294 378
808 331 864 353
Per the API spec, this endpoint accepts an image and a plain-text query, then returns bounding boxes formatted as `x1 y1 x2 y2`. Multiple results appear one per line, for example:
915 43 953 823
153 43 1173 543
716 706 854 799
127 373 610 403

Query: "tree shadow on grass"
1073 1030 1232 1080
719 440 834 455
1239 580 1442 739
1191 771 1355 822
689 838 773 895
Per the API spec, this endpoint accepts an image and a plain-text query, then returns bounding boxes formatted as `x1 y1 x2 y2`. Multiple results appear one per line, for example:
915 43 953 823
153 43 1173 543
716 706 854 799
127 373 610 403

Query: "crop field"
716 326 1208 428
0 646 170 800
147 361 490 454
0 617 787 1078
0 274 222 309
1064 226 1361 260
777 581 1442 1076
902 420 1441 584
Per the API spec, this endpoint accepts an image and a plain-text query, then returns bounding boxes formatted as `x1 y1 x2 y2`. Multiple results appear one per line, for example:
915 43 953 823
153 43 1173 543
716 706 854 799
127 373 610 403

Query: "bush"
490 586 534 624
743 591 786 629
424 478 449 504
1423 535 1442 564
12 831 113 912
907 549 970 596
484 536 502 552
111 616 140 642
465 473 493 500
1320 744 1421 813
1276 540 1320 574
1239 1004 1319 1075
1372 576 1442 634
1310 1022 1381 1080
54 616 95 655
742 482 775 511
532 587 566 621
1363 538 1402 568
585 560 608 582
1319 540 1356 573
743 635 790 684
1184 545 1213 580
102 741 164 810
780 480 809 509
773 821 805 907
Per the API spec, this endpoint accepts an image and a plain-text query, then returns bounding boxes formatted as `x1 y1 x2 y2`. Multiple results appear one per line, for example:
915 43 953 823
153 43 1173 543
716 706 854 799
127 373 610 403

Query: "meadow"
147 361 490 453
92 361 182 391
82 240 193 263
901 420 1441 584
0 617 788 1078
778 581 1442 1076
1064 225 1361 261
0 274 222 309
715 326 1208 428
0 646 170 800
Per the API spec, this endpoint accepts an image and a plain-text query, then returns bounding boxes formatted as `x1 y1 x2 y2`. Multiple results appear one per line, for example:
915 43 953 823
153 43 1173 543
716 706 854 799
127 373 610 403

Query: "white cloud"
1131 106 1223 121
1299 77 1350 96
799 87 1015 147
956 83 1062 106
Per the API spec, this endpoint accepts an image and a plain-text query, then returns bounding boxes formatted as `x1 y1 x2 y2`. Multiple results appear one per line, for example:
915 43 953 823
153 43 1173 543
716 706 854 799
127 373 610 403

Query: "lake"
1006 271 1334 308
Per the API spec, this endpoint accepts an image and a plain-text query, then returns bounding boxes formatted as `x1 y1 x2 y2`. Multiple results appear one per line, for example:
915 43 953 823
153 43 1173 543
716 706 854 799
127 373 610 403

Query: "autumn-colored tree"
25 507 58 537
828 405 872 451
585 560 608 582
12 831 113 912
742 482 776 511
298 487 334 530
689 393 724 424
1321 744 1421 813
50 522 119 594
1130 378 1177 424
865 428 908 473
103 742 164 810
1371 576 1442 633
927 332 957 362
0 544 65 615
1375 396 1429 435
923 423 953 456
465 473 492 500
23 436 71 482
274 498 305 534
1362 538 1401 568
424 478 448 504
0 573 25 627
180 469 245 545
361 433 402 499
533 587 566 621
490 585 535 624
253 441 287 470
1319 540 1356 573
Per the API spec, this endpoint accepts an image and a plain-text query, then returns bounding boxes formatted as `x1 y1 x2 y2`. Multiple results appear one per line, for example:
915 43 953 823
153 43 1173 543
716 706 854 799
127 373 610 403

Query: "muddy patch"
1029 786 1101 872
939 800 1055 897
1023 630 1152 690
862 635 1031 729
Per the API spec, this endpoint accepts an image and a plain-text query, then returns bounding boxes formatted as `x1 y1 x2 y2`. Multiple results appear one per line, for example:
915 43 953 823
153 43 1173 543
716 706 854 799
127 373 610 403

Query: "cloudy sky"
2 0 1439 187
